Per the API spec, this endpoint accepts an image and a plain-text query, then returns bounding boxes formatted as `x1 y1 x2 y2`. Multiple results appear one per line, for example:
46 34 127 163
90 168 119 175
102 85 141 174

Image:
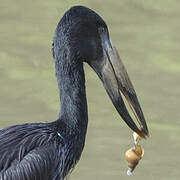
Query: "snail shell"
135 145 144 157
125 145 144 175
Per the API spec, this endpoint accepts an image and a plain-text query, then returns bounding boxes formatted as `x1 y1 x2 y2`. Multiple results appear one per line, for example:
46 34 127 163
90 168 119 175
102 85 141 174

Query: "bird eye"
98 27 105 34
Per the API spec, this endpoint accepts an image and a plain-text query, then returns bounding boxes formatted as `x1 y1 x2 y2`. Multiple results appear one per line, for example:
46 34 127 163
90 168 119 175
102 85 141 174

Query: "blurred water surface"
0 0 180 179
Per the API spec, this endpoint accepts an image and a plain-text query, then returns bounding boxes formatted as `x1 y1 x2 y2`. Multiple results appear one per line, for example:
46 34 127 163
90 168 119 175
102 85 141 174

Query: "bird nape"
0 6 148 180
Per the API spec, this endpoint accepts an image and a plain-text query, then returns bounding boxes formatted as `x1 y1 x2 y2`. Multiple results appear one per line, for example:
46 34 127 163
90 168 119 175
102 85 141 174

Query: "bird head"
54 6 149 138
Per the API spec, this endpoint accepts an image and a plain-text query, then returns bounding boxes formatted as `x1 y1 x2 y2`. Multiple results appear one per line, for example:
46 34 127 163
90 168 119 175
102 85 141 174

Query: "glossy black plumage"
0 121 85 179
0 5 148 180
0 6 105 180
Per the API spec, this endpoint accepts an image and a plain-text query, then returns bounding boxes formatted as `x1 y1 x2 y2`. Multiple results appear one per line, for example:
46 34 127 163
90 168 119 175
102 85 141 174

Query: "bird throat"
55 57 88 135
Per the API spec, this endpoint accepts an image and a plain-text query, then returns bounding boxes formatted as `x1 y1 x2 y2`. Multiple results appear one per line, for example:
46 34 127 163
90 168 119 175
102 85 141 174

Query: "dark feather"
0 5 110 180
0 123 83 180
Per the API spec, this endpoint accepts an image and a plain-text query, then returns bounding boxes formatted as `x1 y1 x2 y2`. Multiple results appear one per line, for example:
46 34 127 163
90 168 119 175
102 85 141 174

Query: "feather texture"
0 5 110 180
0 123 84 180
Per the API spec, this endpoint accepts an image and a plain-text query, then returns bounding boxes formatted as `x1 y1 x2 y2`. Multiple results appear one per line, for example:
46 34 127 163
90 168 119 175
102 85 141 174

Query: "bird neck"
55 54 88 135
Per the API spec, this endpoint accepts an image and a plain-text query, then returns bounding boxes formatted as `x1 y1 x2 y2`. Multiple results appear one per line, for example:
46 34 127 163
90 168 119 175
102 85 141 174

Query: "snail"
133 130 144 145
125 130 147 176
125 145 144 176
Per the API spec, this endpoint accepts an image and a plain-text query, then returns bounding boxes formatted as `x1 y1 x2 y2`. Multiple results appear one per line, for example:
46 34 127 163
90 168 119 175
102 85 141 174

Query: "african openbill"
0 6 148 180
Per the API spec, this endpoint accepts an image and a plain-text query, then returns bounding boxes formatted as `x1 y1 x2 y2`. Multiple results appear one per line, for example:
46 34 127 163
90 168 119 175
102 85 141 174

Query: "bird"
0 6 149 180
